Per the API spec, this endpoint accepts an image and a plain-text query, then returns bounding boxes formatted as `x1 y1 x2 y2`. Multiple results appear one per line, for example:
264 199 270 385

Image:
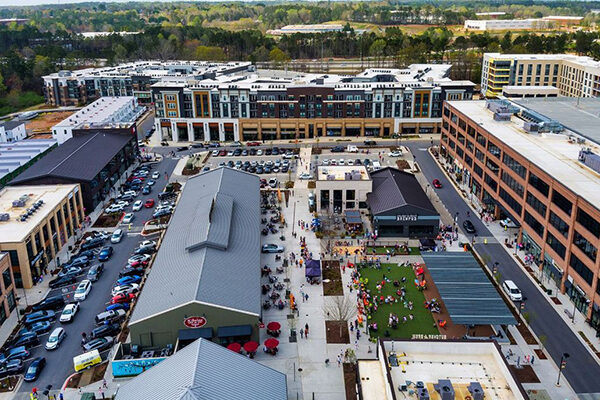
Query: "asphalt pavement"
407 141 600 395
16 156 177 398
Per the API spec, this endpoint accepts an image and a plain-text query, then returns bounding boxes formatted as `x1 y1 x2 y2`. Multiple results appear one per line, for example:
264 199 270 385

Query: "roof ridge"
46 132 100 175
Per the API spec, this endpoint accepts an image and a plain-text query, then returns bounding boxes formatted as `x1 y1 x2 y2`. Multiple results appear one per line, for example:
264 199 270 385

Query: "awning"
422 253 516 326
217 324 252 338
305 259 321 278
344 210 362 225
178 328 213 341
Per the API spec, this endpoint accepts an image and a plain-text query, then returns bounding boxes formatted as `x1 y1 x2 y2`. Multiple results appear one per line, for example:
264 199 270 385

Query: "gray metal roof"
115 338 288 400
421 253 516 326
130 167 261 325
367 167 437 215
0 120 24 131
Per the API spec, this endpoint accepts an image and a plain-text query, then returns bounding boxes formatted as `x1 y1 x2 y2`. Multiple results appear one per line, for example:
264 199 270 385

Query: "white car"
338 159 345 166
45 327 66 350
139 240 156 249
299 173 313 180
112 283 139 297
128 254 151 265
122 213 135 224
212 150 219 156
268 178 278 188
322 159 329 166
74 280 92 301
330 159 337 166
105 204 125 214
111 229 124 244
388 151 402 157
59 303 79 323
132 200 143 211
257 149 263 156
123 190 137 197
227 151 234 156
151 171 160 179
347 159 355 165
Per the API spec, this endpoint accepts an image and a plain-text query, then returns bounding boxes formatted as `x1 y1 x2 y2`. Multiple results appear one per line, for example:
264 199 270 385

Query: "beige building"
316 165 372 213
482 53 600 98
0 253 18 348
0 185 83 288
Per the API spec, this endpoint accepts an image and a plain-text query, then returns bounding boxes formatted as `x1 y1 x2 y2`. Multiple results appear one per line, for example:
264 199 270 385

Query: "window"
577 208 600 238
502 154 526 179
573 231 597 262
552 190 572 216
501 171 524 197
546 231 566 259
528 172 549 197
484 173 497 191
473 163 483 177
526 192 547 217
549 211 569 237
475 148 485 163
476 133 486 147
499 187 522 216
7 251 19 267
346 190 355 201
6 291 15 312
2 269 10 290
524 211 544 238
570 253 594 286
487 141 501 159
486 158 499 174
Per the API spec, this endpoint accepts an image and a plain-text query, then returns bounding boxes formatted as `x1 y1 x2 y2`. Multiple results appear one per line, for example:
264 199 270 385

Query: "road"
16 156 177 398
407 140 600 395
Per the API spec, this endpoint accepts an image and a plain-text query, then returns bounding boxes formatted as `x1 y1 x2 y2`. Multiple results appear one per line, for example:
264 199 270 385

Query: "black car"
176 146 189 152
0 359 24 378
331 145 345 152
24 357 46 382
77 250 96 259
191 143 204 148
83 337 114 352
463 219 476 234
90 323 121 339
134 246 156 255
120 267 144 278
63 256 89 269
233 149 242 156
160 141 169 146
364 140 377 146
265 148 272 155
81 236 105 250
87 264 104 282
32 295 65 311
13 332 39 348
49 275 77 289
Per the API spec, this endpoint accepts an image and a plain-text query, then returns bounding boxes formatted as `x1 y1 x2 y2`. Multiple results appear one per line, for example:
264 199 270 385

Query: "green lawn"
366 246 421 255
358 263 437 339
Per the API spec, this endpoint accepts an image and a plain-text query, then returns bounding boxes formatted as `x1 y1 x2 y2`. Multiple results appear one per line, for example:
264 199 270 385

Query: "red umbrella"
264 338 279 349
267 322 281 331
227 343 241 353
416 267 424 275
244 341 259 353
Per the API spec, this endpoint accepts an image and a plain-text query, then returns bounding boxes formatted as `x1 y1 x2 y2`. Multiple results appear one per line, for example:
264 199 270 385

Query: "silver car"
45 327 66 350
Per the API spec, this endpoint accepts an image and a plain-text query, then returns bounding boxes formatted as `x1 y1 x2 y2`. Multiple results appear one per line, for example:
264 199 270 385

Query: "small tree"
323 296 356 338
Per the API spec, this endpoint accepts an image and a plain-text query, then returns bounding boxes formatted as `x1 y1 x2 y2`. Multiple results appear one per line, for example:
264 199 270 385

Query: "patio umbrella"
227 343 241 353
264 338 279 349
415 267 424 275
244 341 259 353
267 322 281 331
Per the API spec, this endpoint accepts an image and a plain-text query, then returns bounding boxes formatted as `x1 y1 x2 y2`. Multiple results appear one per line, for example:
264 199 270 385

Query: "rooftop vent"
579 148 600 175
12 194 29 208
417 388 430 400
434 380 455 400
467 382 484 400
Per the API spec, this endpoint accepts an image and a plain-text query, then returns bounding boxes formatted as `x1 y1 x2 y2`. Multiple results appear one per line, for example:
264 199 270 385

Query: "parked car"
502 280 523 301
49 275 77 289
142 186 152 195
64 256 89 269
87 265 104 282
144 199 155 208
81 236 105 250
134 246 156 255
388 151 402 157
246 141 260 146
13 332 39 348
45 328 66 351
331 145 345 153
20 321 51 336
298 173 313 180
122 213 135 224
74 280 92 301
91 323 121 339
59 303 79 323
116 275 141 286
211 150 219 156
110 293 136 305
128 254 151 265
112 284 139 297
95 309 126 325
462 219 476 234
261 244 284 253
24 357 46 382
32 296 64 312
111 229 124 244
83 337 114 353
105 204 125 214
58 266 83 278
106 303 130 312
432 179 442 189
77 249 96 259
0 359 24 378
153 208 172 218
147 179 156 186
364 140 377 146
0 347 30 364
120 267 144 278
98 246 114 261
151 171 160 179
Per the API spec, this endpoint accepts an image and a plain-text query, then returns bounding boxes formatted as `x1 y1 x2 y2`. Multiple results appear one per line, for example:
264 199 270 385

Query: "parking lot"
204 151 299 185
15 157 177 397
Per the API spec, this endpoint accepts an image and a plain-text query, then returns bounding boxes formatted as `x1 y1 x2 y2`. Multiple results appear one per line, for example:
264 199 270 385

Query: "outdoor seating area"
225 340 260 358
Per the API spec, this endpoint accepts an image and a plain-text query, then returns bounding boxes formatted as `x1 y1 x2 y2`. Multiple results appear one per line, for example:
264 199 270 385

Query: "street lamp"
556 353 570 386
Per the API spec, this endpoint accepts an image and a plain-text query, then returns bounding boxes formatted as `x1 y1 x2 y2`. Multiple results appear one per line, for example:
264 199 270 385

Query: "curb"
427 146 600 367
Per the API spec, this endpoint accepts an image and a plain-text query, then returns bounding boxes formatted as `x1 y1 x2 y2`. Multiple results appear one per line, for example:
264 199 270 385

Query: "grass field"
366 246 421 255
359 263 437 339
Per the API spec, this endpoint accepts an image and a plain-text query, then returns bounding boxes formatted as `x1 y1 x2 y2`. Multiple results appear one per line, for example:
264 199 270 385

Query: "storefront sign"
183 316 207 329
30 250 44 266
395 214 418 222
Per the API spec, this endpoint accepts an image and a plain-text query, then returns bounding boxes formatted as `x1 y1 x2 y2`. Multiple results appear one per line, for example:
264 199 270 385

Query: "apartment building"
440 98 600 333
0 185 83 288
482 53 600 98
153 65 474 142
0 253 17 348
42 61 252 106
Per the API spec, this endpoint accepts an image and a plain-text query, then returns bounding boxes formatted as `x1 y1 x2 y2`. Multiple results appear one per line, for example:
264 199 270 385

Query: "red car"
432 179 442 189
218 150 227 156
128 260 149 268
110 293 136 304
246 141 261 147
144 199 155 208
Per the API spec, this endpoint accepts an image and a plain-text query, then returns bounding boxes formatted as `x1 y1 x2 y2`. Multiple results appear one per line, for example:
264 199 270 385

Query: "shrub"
307 181 316 189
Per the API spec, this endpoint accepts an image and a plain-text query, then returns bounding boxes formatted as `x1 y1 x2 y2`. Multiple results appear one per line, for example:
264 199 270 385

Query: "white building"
464 18 550 31
315 165 372 213
0 121 26 143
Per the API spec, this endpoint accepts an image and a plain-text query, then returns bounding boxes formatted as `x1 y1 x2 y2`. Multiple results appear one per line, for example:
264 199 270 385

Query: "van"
73 350 101 372
372 161 382 171
502 280 522 301
346 145 358 153
308 192 315 212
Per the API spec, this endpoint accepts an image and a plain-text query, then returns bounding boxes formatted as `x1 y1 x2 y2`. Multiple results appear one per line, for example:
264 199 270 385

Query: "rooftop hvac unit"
467 382 484 400
493 112 512 121
417 388 430 400
523 121 539 133
12 198 26 208
579 148 600 174
0 213 9 222
434 380 455 400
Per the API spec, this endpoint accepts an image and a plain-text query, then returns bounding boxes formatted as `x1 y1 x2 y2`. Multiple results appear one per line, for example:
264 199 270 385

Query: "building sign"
183 316 207 329
396 214 418 222
30 250 44 266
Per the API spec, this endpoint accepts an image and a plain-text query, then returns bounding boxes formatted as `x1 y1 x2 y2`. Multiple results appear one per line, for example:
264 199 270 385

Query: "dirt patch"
343 363 358 400
312 148 322 155
517 323 538 345
551 297 562 305
325 320 350 344
0 376 18 392
26 111 75 133
65 372 82 388
396 159 410 170
323 260 343 296
509 364 540 383
92 212 123 228
534 349 547 359
91 362 108 383
182 166 201 176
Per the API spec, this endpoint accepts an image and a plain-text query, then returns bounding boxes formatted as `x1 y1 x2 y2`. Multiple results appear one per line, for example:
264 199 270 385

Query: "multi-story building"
440 97 600 333
482 53 600 98
152 65 474 142
0 121 26 143
464 19 550 31
42 61 252 106
0 184 83 288
0 253 18 348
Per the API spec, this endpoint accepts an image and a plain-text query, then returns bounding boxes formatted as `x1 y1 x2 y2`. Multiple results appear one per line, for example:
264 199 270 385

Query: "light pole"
556 353 570 386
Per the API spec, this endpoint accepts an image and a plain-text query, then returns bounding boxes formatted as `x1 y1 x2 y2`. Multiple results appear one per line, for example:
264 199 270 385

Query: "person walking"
304 293 309 302
337 354 342 367
305 323 309 338
300 328 304 339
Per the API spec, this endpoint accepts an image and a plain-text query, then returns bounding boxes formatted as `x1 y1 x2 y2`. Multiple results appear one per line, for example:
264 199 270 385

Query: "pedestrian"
357 330 361 340
337 354 342 367
531 355 535 365
354 339 359 351
354 319 358 329
305 293 309 302
305 323 309 337
103 378 108 389
60 393 64 400
300 328 304 338
350 323 354 332
301 291 305 302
